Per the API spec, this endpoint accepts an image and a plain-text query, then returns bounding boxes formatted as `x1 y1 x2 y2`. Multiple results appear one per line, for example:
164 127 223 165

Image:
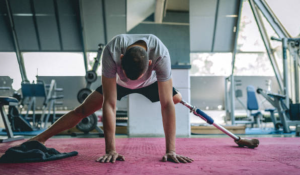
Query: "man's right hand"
96 151 125 163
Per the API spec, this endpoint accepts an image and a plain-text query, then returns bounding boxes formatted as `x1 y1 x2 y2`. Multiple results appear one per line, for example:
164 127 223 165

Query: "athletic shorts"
95 81 179 102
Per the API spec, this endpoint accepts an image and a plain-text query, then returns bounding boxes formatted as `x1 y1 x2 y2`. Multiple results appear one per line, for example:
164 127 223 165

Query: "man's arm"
158 79 193 163
158 79 176 153
102 76 117 153
96 75 124 163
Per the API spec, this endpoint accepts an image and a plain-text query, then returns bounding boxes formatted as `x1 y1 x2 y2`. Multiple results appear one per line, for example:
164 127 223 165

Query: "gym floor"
1 134 299 175
1 109 298 175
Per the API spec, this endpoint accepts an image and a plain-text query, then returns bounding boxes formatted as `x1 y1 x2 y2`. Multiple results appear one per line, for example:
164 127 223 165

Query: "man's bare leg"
29 91 103 144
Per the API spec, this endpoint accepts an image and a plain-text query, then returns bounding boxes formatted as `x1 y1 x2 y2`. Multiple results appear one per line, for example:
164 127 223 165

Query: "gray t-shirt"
101 34 172 89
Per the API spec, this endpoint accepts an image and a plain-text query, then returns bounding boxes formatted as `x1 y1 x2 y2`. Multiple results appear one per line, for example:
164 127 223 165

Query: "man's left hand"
162 152 193 163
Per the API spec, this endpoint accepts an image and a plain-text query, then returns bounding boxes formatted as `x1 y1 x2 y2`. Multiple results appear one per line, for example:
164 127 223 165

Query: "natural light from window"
22 52 86 82
0 52 22 90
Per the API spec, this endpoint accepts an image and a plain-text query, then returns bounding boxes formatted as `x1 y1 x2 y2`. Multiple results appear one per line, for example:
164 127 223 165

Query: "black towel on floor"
0 141 78 163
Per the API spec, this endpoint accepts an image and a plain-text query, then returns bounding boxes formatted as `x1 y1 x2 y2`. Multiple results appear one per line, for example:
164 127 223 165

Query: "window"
234 53 275 76
190 53 232 76
22 52 86 82
0 52 22 90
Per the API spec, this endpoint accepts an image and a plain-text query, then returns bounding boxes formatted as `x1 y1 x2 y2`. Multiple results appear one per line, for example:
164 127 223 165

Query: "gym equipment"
77 44 104 103
224 0 300 130
77 88 92 104
86 71 97 83
245 85 264 127
8 100 33 132
249 0 300 106
76 44 104 135
0 87 11 90
225 78 266 127
269 36 300 106
0 85 34 132
257 88 300 133
253 34 300 133
232 82 263 127
3 79 64 132
72 113 104 137
0 97 24 143
0 77 14 97
20 80 64 129
180 100 259 148
296 125 300 136
76 113 98 133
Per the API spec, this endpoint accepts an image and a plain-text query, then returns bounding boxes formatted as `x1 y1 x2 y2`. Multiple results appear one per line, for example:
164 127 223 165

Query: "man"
30 34 193 164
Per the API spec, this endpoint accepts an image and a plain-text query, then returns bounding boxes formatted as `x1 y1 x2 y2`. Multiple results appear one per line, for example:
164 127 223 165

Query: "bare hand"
162 152 193 163
96 151 125 163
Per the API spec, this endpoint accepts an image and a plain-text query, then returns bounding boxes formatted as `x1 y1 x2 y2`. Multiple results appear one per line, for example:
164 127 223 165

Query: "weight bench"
0 97 24 143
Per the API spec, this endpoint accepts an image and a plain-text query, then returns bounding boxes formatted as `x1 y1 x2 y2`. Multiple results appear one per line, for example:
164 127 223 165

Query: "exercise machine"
0 97 23 143
249 0 300 132
257 88 300 133
20 79 64 129
0 80 33 132
7 92 33 132
225 77 265 127
3 80 64 132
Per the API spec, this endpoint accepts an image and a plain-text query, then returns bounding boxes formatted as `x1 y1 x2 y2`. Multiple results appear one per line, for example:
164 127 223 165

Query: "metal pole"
225 77 229 118
29 0 41 50
230 75 235 125
249 0 283 93
282 38 289 108
231 0 243 75
5 0 29 82
180 100 240 140
211 0 220 52
228 0 242 125
102 0 108 44
293 48 300 103
289 46 295 103
53 0 63 50
78 0 88 72
288 41 300 103
213 123 239 140
253 0 290 38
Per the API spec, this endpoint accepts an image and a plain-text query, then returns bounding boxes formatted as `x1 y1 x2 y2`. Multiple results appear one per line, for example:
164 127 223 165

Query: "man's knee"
173 93 182 104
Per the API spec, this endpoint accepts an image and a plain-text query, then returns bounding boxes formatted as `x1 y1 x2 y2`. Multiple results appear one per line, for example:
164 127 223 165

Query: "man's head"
121 46 150 80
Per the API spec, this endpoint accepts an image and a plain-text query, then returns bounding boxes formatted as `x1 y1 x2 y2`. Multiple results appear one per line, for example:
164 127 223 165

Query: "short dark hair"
121 46 149 80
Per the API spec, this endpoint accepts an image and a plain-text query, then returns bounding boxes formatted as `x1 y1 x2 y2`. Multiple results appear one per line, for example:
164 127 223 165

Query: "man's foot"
235 137 259 148
27 137 46 145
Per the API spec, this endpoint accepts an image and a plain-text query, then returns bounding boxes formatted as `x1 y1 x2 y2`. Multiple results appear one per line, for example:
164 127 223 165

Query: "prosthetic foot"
235 137 259 148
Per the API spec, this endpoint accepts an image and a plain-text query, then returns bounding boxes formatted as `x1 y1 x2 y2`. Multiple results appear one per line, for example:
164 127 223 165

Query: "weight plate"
77 88 92 103
76 113 98 133
85 71 97 83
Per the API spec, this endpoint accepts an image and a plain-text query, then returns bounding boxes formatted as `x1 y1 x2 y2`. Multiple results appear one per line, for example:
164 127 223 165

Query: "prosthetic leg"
180 100 259 148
